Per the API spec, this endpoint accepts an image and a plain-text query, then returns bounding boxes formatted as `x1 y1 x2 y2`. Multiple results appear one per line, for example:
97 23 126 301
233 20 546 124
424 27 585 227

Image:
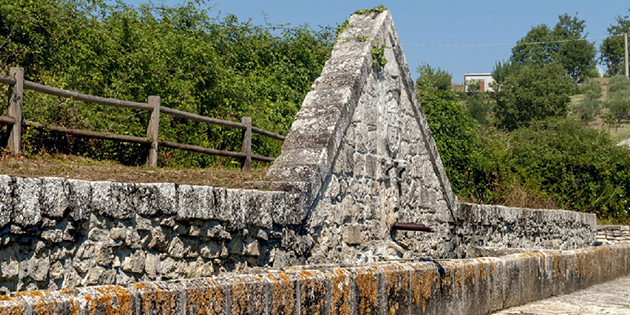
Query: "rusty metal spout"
392 222 434 233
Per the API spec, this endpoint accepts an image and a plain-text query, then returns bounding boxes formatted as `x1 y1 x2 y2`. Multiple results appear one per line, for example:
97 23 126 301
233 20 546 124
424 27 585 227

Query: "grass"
0 152 271 189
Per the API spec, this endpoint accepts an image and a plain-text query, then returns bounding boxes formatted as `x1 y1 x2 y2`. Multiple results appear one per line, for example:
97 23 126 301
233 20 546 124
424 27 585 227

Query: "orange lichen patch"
462 263 480 292
12 290 57 315
0 295 26 315
354 266 379 314
296 270 327 315
228 276 265 314
329 268 352 315
155 285 180 315
441 261 462 295
380 264 410 315
137 283 179 315
552 253 564 280
186 279 224 315
84 286 134 315
263 273 295 315
410 263 438 313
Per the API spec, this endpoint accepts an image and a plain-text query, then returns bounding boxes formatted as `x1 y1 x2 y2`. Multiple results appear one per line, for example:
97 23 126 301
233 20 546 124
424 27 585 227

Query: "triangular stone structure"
267 10 457 261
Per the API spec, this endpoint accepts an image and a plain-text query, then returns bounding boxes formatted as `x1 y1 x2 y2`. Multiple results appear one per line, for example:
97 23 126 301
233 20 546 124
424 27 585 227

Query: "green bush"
509 119 630 220
0 0 334 167
423 84 630 221
493 62 573 130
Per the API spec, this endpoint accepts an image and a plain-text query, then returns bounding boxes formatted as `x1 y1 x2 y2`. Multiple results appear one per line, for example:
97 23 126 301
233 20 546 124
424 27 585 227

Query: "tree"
600 9 630 76
492 60 521 87
465 79 481 95
510 13 596 82
493 62 573 130
511 24 555 65
604 75 630 129
573 78 601 122
415 62 452 91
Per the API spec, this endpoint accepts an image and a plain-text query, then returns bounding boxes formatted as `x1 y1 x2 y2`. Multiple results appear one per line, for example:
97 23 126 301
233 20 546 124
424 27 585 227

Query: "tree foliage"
508 119 630 221
510 13 596 82
493 62 573 130
424 92 630 221
604 75 630 129
415 63 452 91
419 88 491 198
573 78 601 122
600 9 630 76
0 0 334 166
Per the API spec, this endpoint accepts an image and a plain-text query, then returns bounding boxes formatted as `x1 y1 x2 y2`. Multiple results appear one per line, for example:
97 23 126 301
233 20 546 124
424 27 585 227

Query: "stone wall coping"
0 174 305 230
597 225 630 231
1 244 629 314
458 202 597 228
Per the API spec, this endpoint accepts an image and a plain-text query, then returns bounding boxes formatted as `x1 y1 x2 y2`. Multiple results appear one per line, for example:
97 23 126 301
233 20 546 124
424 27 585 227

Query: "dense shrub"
421 85 630 221
0 0 334 167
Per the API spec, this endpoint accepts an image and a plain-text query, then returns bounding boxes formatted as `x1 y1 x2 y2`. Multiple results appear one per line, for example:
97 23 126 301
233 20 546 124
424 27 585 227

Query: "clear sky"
120 0 629 83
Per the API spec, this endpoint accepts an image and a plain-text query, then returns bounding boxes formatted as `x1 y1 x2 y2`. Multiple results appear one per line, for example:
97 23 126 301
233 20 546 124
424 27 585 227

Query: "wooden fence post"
146 95 160 167
241 116 252 170
7 67 23 155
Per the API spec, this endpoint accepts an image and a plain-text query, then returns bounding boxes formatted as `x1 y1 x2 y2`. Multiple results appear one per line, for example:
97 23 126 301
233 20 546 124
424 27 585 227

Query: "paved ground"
494 276 630 314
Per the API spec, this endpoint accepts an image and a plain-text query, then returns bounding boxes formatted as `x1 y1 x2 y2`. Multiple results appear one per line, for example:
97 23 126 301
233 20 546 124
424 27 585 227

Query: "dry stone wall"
456 203 597 257
267 10 457 264
3 244 630 315
597 225 630 244
0 175 308 293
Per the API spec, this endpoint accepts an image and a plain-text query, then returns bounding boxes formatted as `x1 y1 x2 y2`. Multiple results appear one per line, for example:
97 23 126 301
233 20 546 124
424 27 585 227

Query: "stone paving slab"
495 276 630 314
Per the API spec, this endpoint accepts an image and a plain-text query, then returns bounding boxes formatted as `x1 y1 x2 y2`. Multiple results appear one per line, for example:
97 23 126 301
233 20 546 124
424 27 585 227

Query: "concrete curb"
1 244 628 315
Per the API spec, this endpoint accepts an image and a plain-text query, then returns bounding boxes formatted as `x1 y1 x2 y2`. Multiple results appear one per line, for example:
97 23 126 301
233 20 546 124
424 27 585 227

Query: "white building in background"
464 73 495 92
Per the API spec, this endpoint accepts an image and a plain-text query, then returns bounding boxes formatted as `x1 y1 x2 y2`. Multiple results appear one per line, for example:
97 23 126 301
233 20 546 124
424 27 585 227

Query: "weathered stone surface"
135 182 178 215
0 175 12 229
177 185 214 219
67 179 92 221
122 250 145 274
13 177 42 226
41 177 69 218
0 250 19 280
456 203 597 258
28 255 50 282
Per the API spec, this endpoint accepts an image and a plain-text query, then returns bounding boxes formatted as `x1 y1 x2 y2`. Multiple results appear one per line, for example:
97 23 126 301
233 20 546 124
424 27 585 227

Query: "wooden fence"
0 67 285 169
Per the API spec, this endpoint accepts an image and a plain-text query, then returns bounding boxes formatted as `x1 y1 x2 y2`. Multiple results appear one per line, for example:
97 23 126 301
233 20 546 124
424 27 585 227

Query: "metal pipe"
392 222 434 233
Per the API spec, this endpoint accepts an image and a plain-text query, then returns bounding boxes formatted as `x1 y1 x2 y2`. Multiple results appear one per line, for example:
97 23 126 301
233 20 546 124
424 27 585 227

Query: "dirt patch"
0 153 271 189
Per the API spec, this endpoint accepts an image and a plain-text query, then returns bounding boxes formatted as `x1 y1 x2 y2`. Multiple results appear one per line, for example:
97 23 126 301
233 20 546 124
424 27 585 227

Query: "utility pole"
625 32 629 77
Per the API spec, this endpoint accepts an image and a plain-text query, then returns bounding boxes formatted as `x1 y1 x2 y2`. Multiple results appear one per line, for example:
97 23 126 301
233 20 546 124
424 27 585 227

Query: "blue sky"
120 0 629 83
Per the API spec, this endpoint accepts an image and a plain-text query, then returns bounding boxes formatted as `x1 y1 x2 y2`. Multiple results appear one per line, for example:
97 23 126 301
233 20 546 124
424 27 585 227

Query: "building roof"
464 73 492 76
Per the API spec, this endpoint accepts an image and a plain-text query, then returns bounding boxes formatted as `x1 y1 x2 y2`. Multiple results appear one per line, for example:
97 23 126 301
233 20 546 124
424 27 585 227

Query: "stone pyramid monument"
267 9 457 262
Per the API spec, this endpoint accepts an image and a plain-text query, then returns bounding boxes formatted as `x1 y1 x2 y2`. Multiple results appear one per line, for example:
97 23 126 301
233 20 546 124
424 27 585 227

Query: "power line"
401 34 624 48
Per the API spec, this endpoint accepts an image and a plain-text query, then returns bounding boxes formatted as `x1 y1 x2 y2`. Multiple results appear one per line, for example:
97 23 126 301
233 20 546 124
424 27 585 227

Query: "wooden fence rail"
0 67 285 169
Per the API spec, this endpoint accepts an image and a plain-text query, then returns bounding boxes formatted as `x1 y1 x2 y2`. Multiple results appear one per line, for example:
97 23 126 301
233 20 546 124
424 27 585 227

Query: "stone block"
177 185 214 220
0 175 12 229
0 250 19 280
41 177 69 218
67 179 92 221
123 250 146 274
343 225 364 245
263 273 298 315
242 191 272 229
92 181 137 219
13 177 42 227
224 275 269 314
135 182 177 216
28 255 50 282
